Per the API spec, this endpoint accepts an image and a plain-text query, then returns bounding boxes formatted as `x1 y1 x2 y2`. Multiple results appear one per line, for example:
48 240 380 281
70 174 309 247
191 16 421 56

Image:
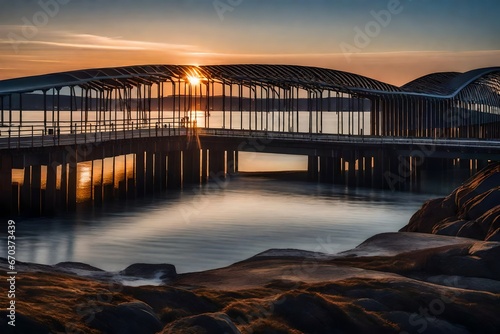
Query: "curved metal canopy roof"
0 64 499 102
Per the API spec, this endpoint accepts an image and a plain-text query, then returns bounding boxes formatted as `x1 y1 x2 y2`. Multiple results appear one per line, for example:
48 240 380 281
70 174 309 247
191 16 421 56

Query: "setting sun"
187 74 201 86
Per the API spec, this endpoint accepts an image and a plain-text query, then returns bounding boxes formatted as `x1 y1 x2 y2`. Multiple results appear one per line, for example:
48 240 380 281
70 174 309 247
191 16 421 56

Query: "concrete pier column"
126 154 135 199
167 151 182 189
363 155 372 186
397 155 412 191
103 184 114 202
127 178 135 199
68 155 78 211
155 152 167 190
94 184 103 207
411 156 422 189
320 156 334 183
145 151 154 194
118 179 127 200
135 150 145 197
234 151 239 173
0 154 13 215
183 149 200 184
95 150 105 206
373 150 385 189
227 151 236 175
347 158 356 186
20 167 31 213
388 154 401 190
333 156 343 184
60 155 67 208
307 155 319 182
160 152 168 191
201 149 208 183
209 149 226 180
45 162 57 215
31 165 42 215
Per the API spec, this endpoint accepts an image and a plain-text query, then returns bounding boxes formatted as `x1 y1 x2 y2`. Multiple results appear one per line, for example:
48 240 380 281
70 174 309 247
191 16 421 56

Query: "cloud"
0 27 197 53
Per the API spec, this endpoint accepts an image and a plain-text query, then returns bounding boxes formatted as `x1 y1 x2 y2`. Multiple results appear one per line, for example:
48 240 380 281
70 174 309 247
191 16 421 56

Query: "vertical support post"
227 150 236 175
347 153 356 187
155 151 166 190
43 90 47 133
19 93 23 126
8 94 12 128
94 154 103 207
57 89 61 135
127 153 135 200
234 151 239 173
70 86 74 133
67 150 78 210
0 154 13 215
183 149 200 184
145 151 154 193
320 156 334 183
136 148 145 197
307 155 319 182
167 150 182 189
20 166 31 214
333 156 343 184
0 95 4 126
209 149 226 180
60 153 67 207
31 165 42 215
363 154 372 186
45 157 57 215
373 150 385 189
183 149 193 184
201 149 208 183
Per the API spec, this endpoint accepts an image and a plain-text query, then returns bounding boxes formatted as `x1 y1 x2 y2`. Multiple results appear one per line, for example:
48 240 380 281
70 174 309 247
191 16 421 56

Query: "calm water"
2 110 471 273
3 174 454 274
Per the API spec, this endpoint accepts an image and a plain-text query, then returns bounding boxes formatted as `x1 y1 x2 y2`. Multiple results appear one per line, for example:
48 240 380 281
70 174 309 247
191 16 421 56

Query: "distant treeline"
1 93 370 112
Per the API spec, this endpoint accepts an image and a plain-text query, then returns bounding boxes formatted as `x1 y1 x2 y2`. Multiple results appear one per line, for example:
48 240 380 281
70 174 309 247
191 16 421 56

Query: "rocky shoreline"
1 163 499 333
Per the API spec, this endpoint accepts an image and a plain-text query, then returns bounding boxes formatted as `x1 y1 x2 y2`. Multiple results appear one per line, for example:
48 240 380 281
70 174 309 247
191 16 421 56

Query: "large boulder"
160 313 241 334
89 301 163 334
401 163 500 241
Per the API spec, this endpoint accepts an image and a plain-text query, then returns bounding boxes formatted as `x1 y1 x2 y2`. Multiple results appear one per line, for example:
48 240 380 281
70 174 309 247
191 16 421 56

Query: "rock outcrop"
2 230 500 334
1 164 500 333
401 162 500 241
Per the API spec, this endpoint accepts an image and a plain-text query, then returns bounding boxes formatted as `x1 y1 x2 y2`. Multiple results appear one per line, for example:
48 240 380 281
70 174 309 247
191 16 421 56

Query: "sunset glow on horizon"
0 0 499 86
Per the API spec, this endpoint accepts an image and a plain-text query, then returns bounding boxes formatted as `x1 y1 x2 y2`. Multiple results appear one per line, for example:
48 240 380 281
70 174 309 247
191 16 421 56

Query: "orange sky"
1 1 499 86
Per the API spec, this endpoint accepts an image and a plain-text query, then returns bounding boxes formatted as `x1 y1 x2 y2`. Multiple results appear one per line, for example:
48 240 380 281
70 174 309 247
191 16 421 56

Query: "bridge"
0 64 499 216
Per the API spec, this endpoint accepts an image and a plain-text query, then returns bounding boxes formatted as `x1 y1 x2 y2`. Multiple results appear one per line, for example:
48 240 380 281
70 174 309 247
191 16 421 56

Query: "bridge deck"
1 126 499 155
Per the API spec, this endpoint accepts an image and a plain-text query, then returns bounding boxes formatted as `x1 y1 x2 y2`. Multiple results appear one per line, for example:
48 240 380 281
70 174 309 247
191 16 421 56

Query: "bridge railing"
2 122 500 151
199 128 500 149
0 119 189 150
